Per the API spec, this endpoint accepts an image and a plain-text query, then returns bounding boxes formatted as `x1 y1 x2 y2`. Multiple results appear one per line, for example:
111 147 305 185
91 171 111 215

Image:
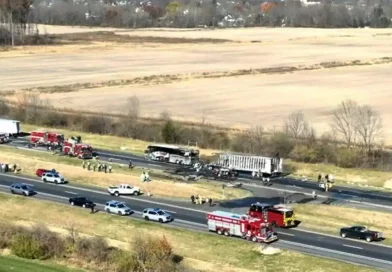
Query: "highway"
8 138 392 210
1 172 392 270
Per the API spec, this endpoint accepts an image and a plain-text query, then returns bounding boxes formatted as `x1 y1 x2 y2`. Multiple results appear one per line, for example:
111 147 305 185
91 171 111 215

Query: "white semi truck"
216 153 283 176
0 118 21 137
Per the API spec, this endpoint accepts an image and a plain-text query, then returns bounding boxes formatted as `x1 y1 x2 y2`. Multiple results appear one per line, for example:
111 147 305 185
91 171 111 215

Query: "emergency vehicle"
62 136 93 159
207 210 278 243
30 131 64 146
248 203 296 228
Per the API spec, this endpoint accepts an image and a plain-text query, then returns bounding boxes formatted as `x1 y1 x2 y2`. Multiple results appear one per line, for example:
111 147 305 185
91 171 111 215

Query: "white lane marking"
163 210 177 214
65 191 78 195
343 244 363 250
148 164 163 168
278 240 392 266
0 173 208 214
293 228 392 249
279 232 295 236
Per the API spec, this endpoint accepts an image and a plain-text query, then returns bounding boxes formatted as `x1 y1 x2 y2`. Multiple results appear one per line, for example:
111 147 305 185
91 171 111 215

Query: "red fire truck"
248 203 296 228
30 131 64 146
62 136 93 159
207 210 278 243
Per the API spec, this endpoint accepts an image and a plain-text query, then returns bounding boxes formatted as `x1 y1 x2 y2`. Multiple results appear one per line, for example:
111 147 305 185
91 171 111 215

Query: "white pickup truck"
108 184 141 197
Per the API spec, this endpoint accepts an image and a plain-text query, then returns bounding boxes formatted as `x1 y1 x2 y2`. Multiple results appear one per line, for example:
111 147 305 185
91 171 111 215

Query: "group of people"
317 173 334 183
82 160 112 173
190 195 213 206
0 163 18 173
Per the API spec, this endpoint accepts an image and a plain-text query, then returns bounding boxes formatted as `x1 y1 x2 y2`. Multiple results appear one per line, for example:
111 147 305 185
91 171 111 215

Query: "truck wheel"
144 216 149 221
159 218 163 223
106 209 111 213
340 233 347 238
82 204 86 208
70 202 74 206
366 236 372 242
251 236 258 243
118 211 122 215
43 179 47 182
114 192 119 197
217 229 223 235
133 191 139 196
224 230 230 236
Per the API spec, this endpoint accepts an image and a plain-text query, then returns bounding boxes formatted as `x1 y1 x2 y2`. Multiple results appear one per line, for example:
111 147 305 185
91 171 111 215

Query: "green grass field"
0 255 84 272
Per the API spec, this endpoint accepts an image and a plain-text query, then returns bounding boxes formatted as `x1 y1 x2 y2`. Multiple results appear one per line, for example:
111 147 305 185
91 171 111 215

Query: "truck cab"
248 203 296 228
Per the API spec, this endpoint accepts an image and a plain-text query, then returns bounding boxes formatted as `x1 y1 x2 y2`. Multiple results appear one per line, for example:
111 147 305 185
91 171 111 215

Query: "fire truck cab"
62 136 93 159
30 131 64 146
207 210 278 243
248 203 296 228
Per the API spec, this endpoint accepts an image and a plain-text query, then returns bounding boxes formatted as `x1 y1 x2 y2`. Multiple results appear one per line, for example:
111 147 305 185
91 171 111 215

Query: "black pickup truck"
340 226 383 242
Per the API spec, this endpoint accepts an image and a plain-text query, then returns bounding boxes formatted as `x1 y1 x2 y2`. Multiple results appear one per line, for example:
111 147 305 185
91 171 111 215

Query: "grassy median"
0 145 251 201
0 255 84 272
21 124 392 190
0 193 378 272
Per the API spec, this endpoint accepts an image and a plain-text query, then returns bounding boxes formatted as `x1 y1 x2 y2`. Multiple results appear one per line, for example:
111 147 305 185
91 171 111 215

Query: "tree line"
0 221 187 272
0 93 390 171
1 0 392 46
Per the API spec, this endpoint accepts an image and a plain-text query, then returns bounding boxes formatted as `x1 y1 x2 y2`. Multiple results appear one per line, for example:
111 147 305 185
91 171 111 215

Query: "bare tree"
284 111 309 142
355 105 382 150
330 99 358 147
123 95 141 139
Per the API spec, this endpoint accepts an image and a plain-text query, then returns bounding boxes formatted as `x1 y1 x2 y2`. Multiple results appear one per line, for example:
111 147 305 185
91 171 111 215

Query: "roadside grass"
287 160 392 190
0 145 250 201
21 124 392 190
0 193 378 272
0 254 85 272
294 204 392 245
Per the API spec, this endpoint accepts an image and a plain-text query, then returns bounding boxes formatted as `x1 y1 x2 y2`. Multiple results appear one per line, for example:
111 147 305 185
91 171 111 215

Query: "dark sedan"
69 196 95 208
10 183 36 196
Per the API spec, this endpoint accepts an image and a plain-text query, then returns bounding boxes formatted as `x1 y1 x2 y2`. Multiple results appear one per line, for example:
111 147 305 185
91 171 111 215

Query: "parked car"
108 184 141 197
69 196 95 208
10 183 36 196
142 208 173 223
41 172 66 184
340 226 383 242
104 200 132 216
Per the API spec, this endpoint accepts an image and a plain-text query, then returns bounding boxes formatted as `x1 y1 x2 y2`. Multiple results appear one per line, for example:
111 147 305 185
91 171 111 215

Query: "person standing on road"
318 173 322 182
90 204 95 214
208 197 213 207
82 161 85 169
104 164 107 173
93 164 97 171
191 195 195 204
87 161 91 171
108 165 112 173
129 160 133 170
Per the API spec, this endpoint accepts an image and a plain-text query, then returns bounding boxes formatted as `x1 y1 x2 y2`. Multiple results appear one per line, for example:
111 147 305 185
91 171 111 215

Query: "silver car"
10 183 36 196
104 200 132 216
143 208 173 223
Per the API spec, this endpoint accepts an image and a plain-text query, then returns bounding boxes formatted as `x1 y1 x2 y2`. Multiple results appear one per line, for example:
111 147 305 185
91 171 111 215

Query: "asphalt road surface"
7 139 392 211
1 172 392 270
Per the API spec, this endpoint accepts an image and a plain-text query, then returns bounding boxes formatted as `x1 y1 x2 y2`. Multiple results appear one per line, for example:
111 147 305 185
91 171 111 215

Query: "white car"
105 201 132 216
108 184 141 196
41 172 66 184
143 208 173 223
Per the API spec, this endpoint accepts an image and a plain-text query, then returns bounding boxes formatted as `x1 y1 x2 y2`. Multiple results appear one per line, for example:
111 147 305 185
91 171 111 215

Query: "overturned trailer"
216 153 283 176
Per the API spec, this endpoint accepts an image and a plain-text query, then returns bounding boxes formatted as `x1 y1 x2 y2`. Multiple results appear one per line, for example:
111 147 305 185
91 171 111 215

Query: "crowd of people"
190 195 213 206
82 160 112 173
